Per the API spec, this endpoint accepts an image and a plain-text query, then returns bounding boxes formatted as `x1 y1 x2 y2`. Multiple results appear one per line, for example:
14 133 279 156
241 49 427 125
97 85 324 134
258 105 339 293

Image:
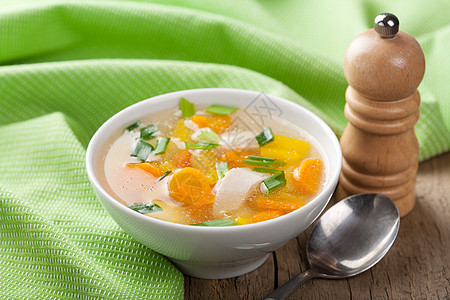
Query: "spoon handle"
264 269 316 300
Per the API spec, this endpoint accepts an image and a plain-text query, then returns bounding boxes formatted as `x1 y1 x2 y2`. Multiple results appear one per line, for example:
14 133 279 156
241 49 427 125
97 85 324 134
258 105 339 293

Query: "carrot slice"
291 159 323 195
168 167 214 206
224 149 255 169
255 197 307 211
127 162 164 177
173 150 192 168
237 211 284 225
191 115 231 133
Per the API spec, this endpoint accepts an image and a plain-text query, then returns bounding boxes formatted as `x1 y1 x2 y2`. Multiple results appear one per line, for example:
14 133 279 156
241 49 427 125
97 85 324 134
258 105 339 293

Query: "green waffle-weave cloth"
1 0 449 299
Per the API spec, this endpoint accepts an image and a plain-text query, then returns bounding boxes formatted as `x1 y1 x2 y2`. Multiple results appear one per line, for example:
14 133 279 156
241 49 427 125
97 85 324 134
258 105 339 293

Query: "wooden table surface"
184 151 450 300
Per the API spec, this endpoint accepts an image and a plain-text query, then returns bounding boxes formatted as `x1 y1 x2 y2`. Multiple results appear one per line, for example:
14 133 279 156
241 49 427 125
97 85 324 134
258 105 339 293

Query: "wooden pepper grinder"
337 13 425 217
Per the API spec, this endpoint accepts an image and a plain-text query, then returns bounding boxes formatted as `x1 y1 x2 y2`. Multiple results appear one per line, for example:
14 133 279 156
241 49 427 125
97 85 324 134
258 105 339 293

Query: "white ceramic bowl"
86 88 342 279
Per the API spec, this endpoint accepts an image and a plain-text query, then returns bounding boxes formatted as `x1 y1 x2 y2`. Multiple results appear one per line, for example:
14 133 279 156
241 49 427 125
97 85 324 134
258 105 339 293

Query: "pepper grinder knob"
374 13 399 38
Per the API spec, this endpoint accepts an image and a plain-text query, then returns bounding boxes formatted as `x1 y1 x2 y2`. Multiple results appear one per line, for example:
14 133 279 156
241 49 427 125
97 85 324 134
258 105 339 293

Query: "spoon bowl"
265 193 400 300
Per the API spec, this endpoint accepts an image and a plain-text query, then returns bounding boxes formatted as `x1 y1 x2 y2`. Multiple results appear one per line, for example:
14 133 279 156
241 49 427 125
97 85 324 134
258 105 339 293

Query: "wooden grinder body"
337 22 425 217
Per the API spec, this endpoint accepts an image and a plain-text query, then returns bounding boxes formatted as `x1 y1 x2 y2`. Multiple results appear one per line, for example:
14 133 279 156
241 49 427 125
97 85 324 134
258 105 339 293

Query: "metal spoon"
265 193 400 300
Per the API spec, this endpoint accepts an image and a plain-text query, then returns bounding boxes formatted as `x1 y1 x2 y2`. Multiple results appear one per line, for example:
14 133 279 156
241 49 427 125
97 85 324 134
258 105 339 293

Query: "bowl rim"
86 88 342 233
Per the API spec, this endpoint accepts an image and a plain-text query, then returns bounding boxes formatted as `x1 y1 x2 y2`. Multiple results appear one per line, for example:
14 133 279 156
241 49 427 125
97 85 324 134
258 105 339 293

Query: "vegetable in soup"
101 98 325 226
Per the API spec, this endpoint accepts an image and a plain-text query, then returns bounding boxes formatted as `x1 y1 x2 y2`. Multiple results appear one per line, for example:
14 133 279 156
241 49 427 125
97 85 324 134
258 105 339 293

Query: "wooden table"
184 151 450 299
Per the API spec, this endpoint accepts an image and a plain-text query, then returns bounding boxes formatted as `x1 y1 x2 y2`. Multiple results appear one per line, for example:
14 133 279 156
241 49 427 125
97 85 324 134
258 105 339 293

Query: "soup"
100 98 325 226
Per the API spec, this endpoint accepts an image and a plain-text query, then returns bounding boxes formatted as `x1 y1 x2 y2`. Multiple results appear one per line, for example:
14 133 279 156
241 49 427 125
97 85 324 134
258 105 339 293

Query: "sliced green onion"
128 202 162 214
195 128 220 143
252 167 279 174
185 141 219 150
205 104 237 115
261 171 286 194
256 127 274 146
243 155 285 167
140 124 158 140
180 97 195 118
126 120 141 131
156 170 172 182
131 139 154 161
191 219 238 227
216 162 229 179
153 137 170 155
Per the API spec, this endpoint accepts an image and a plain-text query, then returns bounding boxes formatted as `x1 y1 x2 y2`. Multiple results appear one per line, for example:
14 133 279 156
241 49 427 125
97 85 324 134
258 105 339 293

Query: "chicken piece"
219 130 259 151
213 168 268 218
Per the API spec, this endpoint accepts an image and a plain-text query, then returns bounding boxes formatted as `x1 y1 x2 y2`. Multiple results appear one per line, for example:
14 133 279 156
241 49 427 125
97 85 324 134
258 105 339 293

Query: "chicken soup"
100 98 325 226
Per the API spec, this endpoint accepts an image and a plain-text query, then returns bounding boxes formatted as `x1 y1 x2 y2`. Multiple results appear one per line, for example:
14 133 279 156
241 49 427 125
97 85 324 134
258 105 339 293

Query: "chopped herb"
140 124 158 140
256 127 274 146
261 171 286 194
195 128 220 143
252 167 279 174
191 219 238 226
243 155 285 167
180 97 195 118
131 139 154 161
216 162 229 179
126 120 141 131
128 202 162 214
153 137 170 155
156 170 171 182
185 141 219 150
205 104 237 115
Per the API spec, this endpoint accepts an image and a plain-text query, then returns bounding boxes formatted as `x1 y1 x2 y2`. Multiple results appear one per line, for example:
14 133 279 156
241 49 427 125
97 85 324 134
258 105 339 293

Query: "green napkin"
1 0 449 299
